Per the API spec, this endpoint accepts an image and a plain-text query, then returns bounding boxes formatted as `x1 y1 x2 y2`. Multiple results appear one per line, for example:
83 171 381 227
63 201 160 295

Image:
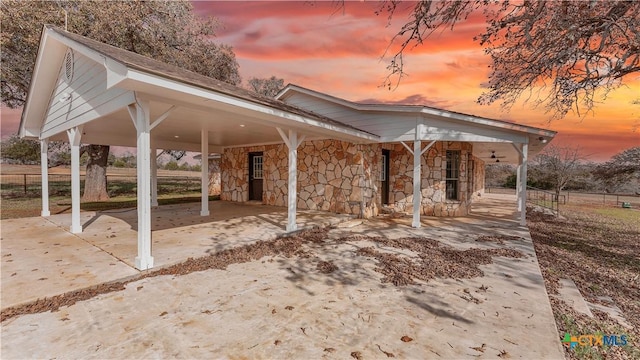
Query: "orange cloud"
3 1 638 163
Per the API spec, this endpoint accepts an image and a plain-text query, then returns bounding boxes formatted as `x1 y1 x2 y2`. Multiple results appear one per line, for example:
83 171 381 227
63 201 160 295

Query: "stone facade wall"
221 140 485 218
470 155 485 200
382 141 476 216
208 157 221 196
221 140 381 217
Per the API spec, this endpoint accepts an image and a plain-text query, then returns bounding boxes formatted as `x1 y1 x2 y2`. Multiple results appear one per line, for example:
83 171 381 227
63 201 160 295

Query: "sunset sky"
193 0 640 162
2 1 638 162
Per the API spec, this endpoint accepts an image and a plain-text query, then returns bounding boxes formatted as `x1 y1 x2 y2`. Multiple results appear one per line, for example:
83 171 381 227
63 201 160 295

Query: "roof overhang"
277 84 557 164
19 26 379 152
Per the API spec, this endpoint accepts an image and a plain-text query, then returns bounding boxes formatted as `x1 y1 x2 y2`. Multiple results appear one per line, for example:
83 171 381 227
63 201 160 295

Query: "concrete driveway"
0 194 564 359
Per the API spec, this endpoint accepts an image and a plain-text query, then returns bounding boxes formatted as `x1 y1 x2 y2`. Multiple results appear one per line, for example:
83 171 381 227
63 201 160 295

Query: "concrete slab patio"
1 201 352 309
1 194 564 359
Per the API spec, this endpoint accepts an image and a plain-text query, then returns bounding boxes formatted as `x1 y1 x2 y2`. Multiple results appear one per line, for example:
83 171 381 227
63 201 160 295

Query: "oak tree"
374 0 640 119
247 76 285 98
1 0 241 201
529 144 585 196
593 147 640 193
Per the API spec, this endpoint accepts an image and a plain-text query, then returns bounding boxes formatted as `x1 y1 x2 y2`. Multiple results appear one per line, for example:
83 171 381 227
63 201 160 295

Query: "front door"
381 149 390 204
248 152 263 201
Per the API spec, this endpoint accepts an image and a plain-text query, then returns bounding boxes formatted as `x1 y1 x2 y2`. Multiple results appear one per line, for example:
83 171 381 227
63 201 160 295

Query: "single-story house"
19 26 556 270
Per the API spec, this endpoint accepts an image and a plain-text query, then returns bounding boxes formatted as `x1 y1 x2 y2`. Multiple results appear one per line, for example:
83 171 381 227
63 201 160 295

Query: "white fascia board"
105 58 128 89
274 84 292 100
20 29 59 139
381 133 521 143
125 70 379 143
46 30 106 65
420 107 557 137
279 85 557 138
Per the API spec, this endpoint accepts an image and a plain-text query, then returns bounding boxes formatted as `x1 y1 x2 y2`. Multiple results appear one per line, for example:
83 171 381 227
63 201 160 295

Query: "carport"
19 26 378 270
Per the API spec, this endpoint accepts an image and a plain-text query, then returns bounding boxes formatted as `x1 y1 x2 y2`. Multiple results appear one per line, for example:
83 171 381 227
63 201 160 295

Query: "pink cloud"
1 106 22 139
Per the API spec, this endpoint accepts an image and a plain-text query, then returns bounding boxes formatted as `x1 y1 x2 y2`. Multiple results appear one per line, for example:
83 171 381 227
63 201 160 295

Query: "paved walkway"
1 194 564 359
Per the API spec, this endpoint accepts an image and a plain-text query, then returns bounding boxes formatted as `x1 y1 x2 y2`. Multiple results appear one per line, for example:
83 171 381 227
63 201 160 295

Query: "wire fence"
526 187 564 215
0 174 202 199
487 186 640 209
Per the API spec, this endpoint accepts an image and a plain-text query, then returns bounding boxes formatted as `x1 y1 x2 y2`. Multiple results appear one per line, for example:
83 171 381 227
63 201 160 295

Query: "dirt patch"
340 235 525 286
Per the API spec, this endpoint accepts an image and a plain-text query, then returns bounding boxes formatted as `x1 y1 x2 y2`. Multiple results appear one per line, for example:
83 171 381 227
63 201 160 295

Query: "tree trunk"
82 145 110 201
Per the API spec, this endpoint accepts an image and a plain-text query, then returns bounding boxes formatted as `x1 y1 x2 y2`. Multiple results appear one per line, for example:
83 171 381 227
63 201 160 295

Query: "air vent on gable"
64 49 74 82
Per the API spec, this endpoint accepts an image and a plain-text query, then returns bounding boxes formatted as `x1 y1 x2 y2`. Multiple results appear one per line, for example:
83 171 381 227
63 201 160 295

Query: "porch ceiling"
45 98 341 152
472 133 550 164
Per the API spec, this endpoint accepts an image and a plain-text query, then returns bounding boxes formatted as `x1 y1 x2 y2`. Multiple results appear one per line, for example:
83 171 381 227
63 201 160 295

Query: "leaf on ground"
401 336 413 342
377 344 395 357
317 260 338 273
350 351 363 360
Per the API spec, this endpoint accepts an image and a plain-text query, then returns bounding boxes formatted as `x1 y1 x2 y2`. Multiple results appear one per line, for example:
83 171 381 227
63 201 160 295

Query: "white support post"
66 127 82 233
286 130 298 232
520 143 529 226
200 129 210 216
511 143 524 212
516 164 522 211
401 138 435 229
129 101 154 270
412 139 422 228
276 127 305 232
40 139 50 217
151 146 158 207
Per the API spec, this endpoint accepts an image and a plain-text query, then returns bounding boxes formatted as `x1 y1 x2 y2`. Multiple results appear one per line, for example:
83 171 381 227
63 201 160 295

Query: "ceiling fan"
488 151 506 163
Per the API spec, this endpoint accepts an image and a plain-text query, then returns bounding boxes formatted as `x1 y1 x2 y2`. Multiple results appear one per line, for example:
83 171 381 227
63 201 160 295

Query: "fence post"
23 174 27 194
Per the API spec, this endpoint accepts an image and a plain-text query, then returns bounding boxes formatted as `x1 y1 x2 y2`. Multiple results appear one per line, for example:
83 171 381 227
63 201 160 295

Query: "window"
252 155 263 179
446 150 460 200
380 154 387 181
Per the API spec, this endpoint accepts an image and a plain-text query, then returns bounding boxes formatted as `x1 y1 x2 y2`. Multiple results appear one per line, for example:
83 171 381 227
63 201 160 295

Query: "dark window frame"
445 150 460 200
